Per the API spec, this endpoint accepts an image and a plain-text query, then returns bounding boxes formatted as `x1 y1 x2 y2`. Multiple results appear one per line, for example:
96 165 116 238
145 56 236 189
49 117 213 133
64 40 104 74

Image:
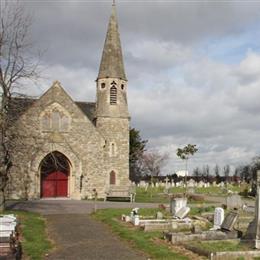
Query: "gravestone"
187 179 195 187
0 214 17 238
165 177 169 188
175 207 190 219
226 194 243 209
156 212 163 219
198 181 204 188
187 187 195 194
140 181 146 187
213 207 224 229
133 215 140 226
245 170 260 248
125 216 131 222
170 198 187 216
221 211 238 231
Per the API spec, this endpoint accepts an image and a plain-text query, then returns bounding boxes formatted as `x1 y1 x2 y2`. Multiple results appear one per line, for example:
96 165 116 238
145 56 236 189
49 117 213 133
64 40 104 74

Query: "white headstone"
175 207 190 219
125 216 131 222
165 177 170 189
0 214 17 238
170 198 187 216
198 181 204 188
133 215 140 226
156 212 163 219
187 179 195 187
213 207 224 229
140 181 146 187
220 182 225 187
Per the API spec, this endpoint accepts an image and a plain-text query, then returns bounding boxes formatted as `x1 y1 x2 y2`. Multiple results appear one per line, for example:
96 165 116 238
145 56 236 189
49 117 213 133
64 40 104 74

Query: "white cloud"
17 2 260 176
129 49 260 174
22 64 97 102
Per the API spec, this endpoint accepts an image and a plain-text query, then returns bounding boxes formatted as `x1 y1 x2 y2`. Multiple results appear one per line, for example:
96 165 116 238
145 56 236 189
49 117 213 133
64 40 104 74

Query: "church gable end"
7 4 130 201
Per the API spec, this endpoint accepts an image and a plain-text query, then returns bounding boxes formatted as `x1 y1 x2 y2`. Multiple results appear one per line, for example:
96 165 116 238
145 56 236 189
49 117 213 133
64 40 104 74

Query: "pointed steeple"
97 4 127 81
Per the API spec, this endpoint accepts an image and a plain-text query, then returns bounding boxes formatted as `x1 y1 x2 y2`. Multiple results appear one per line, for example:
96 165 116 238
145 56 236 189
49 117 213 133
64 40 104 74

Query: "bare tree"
202 164 210 182
223 164 230 186
141 151 169 180
0 1 39 211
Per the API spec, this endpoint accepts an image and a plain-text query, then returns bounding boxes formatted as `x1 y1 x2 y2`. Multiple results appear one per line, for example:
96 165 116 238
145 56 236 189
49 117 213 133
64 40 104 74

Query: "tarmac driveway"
8 200 156 260
8 199 158 215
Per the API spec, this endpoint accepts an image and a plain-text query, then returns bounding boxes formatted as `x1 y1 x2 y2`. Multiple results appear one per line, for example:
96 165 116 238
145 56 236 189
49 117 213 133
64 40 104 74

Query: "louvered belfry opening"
110 81 117 105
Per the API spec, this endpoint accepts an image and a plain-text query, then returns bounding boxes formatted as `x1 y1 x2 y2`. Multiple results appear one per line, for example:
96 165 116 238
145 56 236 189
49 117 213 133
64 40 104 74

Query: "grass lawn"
135 184 249 203
93 208 189 260
186 240 249 253
2 210 52 260
135 187 185 203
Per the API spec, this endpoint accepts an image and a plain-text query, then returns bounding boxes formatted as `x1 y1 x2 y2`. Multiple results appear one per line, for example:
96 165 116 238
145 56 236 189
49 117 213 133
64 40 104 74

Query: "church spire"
97 4 127 81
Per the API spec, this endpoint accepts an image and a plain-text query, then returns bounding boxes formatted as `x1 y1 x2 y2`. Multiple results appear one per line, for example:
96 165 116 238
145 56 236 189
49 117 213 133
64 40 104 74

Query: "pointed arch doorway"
40 151 70 198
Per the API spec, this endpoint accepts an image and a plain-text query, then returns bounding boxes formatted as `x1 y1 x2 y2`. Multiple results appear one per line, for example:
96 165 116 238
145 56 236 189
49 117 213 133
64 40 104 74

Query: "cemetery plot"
0 214 22 259
95 193 259 259
0 211 52 259
95 172 260 259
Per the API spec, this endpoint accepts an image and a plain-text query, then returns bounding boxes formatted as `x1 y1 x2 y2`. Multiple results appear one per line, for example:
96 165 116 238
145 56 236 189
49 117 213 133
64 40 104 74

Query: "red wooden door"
42 171 68 198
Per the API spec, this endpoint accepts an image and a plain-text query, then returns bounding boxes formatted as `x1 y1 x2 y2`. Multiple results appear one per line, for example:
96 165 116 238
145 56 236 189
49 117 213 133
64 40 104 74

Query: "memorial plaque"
221 211 238 231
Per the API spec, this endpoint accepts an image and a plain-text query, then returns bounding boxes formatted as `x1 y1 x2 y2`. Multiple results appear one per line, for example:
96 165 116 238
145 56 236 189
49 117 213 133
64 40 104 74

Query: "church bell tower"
95 3 130 186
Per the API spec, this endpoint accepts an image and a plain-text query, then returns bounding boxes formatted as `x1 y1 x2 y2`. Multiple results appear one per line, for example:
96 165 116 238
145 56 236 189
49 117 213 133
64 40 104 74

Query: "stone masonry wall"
7 82 110 200
96 117 130 187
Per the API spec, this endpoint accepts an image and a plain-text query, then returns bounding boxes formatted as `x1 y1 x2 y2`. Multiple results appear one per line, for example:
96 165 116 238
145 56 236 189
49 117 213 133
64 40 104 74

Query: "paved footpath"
46 214 145 260
8 200 157 260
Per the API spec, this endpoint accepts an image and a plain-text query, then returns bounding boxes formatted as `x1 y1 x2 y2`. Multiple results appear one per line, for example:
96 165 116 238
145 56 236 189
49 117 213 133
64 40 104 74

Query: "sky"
6 0 260 175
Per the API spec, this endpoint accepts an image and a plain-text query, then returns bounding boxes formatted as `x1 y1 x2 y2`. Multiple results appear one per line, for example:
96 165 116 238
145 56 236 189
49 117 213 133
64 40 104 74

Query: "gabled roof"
10 97 96 123
97 4 127 81
75 101 96 122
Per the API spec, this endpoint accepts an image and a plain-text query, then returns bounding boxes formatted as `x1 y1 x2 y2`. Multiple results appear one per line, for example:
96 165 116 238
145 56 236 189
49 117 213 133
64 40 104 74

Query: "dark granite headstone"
221 211 238 231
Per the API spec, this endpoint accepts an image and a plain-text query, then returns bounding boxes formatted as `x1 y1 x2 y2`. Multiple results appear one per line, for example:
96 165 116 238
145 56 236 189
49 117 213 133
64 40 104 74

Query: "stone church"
7 4 130 200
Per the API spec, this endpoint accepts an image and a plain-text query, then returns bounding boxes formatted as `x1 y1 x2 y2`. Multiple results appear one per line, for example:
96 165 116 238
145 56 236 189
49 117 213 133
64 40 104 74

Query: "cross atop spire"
97 3 127 81
112 0 115 6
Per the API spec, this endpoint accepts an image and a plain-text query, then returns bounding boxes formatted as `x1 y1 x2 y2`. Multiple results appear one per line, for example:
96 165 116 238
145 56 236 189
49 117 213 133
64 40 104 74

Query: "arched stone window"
41 114 51 131
41 108 70 132
110 86 117 105
60 114 70 130
110 142 117 157
110 171 116 185
111 143 115 156
52 111 60 131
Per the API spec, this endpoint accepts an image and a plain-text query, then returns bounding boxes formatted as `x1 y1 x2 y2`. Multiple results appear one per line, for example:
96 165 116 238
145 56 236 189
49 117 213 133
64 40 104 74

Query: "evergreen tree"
129 128 147 182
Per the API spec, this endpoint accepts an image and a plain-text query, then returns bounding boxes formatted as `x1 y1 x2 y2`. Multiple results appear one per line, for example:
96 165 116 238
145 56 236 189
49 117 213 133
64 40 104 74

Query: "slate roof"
97 4 127 80
75 101 96 121
9 97 96 122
